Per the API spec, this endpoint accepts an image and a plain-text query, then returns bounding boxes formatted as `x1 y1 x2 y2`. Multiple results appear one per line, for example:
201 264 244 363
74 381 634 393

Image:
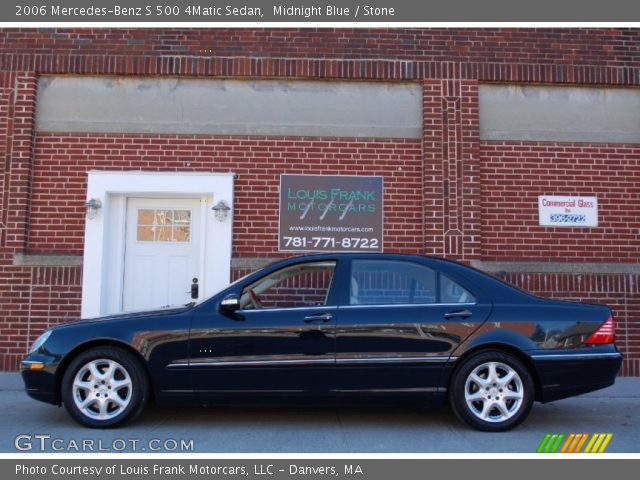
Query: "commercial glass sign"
279 174 383 252
538 195 598 227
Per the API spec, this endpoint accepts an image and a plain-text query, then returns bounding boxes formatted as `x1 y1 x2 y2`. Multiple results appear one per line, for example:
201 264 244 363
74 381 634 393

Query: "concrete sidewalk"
1 372 639 453
0 372 24 391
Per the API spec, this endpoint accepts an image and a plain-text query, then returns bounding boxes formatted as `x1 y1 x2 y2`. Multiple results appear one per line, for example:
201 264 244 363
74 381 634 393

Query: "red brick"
1 28 639 373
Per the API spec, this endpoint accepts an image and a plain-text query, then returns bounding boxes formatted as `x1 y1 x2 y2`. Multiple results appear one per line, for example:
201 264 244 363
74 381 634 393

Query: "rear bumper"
531 351 623 403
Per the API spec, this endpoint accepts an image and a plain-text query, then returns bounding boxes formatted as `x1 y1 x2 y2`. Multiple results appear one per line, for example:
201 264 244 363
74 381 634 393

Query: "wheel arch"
54 339 153 406
448 343 542 402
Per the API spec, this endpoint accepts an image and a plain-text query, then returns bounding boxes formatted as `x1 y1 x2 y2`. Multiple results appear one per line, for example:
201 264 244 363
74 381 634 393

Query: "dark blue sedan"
22 253 622 431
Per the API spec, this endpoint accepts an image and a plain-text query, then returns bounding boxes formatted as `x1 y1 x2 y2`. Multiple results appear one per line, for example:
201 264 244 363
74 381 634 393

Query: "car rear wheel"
61 347 148 428
450 351 534 431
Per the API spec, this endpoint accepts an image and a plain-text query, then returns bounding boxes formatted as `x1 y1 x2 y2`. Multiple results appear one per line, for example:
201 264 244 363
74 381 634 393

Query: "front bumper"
21 353 59 405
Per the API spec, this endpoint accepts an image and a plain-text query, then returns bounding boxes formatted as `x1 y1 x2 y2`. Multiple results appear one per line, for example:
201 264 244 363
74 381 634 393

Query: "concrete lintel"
480 84 640 143
36 77 423 139
231 257 280 270
14 253 83 267
471 260 640 275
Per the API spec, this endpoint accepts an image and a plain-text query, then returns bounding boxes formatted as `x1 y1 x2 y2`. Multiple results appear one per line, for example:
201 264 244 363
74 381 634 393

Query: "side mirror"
219 294 240 313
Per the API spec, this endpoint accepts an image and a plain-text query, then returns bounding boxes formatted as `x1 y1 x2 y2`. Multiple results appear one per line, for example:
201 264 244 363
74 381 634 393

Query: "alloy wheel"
463 361 524 423
72 358 133 421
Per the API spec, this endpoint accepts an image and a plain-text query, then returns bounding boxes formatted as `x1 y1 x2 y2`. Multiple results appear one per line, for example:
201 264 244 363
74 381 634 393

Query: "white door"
123 198 201 311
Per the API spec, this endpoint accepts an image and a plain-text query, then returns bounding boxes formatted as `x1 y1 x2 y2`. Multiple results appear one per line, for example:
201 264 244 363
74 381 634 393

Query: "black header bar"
4 0 640 22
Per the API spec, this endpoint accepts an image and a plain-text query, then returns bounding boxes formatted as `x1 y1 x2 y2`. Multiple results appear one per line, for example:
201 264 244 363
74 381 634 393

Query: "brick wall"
0 70 42 369
30 133 424 257
0 29 638 67
0 29 638 85
0 28 639 373
422 79 482 261
0 265 82 370
480 142 640 261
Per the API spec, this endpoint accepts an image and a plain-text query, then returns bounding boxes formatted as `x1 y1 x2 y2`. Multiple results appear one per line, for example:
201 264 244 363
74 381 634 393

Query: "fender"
452 323 539 358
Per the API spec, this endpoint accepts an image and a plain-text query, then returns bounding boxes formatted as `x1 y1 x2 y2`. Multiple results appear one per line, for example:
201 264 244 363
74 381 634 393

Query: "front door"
123 198 201 311
189 260 339 394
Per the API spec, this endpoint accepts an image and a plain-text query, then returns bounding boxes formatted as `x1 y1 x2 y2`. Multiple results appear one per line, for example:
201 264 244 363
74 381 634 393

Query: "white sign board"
538 196 598 227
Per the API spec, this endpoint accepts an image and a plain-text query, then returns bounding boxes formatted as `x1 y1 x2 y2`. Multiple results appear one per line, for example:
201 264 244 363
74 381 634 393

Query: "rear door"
334 258 491 393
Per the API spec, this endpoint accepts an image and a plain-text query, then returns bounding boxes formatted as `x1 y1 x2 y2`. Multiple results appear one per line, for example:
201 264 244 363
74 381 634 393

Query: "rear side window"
350 260 437 305
440 274 475 304
349 260 476 305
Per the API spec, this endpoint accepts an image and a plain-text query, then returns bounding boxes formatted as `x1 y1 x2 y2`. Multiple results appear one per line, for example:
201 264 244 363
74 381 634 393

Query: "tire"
449 350 534 432
61 346 148 428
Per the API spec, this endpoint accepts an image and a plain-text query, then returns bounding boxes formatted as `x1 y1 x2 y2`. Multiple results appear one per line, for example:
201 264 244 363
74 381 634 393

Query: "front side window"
350 260 437 305
240 261 336 310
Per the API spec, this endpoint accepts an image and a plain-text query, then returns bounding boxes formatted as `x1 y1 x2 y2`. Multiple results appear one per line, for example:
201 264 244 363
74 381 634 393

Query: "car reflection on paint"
22 253 622 431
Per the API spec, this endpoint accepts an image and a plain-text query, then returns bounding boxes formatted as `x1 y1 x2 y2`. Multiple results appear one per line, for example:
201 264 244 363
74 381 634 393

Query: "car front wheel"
61 347 148 428
450 351 534 431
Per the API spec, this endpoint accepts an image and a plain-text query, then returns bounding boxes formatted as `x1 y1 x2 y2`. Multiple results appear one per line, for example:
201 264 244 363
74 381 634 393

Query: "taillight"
585 315 615 345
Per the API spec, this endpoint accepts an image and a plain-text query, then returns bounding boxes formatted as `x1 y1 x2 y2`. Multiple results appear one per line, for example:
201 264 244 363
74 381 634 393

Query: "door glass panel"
350 260 437 305
240 261 336 310
172 210 191 242
440 274 475 303
155 225 172 242
173 225 191 242
137 226 154 242
137 209 155 225
136 208 191 243
174 210 191 223
155 210 173 225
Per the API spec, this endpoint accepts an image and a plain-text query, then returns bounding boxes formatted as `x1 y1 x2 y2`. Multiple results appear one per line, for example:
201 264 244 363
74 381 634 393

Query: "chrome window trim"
237 305 338 314
339 303 477 309
235 303 478 313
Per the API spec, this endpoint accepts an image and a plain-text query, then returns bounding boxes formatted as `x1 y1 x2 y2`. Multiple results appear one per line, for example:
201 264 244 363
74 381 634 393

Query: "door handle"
304 313 333 323
444 309 472 319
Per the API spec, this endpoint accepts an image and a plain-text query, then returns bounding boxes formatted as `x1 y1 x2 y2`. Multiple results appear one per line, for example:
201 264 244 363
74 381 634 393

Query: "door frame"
81 171 235 317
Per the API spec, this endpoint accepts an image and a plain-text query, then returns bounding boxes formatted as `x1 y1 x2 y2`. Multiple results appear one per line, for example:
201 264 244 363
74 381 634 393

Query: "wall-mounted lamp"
212 200 231 222
83 198 102 219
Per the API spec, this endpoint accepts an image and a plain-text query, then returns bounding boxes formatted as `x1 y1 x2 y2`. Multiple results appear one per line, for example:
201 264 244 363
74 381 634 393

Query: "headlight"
29 330 52 353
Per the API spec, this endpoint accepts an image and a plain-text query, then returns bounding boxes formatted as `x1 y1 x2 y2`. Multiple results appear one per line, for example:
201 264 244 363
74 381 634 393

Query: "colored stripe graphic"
584 433 614 453
560 433 589 453
537 433 565 453
538 433 613 453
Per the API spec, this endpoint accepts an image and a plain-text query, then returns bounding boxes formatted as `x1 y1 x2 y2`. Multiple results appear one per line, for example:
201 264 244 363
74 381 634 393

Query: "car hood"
52 304 195 329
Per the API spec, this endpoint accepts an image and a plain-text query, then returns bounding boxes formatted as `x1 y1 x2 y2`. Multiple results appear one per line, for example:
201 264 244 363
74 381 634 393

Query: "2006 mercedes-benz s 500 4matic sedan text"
22 253 622 431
